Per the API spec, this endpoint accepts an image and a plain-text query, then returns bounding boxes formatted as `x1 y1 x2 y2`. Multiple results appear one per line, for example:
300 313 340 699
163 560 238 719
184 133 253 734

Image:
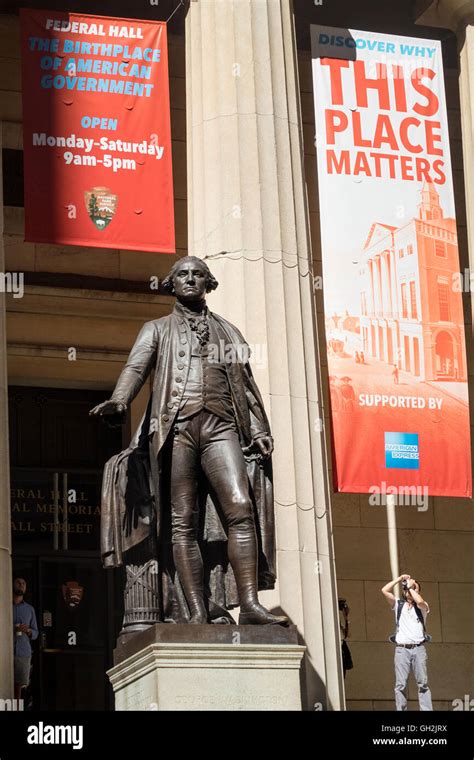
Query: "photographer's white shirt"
393 600 429 645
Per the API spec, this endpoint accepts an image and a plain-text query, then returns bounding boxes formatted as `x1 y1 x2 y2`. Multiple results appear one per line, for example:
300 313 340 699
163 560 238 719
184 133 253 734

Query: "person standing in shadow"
339 598 353 679
13 578 38 702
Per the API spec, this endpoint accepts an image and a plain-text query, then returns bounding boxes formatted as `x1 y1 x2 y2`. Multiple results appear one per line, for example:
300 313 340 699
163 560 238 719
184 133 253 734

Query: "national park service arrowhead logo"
61 581 84 609
84 187 118 230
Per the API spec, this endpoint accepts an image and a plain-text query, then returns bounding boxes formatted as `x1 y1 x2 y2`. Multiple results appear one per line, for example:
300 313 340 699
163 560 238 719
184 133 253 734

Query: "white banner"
311 25 471 497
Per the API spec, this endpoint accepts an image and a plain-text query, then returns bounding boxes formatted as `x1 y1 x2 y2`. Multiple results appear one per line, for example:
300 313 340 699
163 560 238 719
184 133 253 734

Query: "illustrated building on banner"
359 182 467 389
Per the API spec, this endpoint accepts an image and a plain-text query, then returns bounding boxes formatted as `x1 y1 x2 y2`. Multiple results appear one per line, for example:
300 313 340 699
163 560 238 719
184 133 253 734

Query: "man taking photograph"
381 573 433 711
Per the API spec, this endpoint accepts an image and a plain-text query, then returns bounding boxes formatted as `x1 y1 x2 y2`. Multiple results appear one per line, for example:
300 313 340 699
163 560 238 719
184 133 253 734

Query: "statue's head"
162 256 218 303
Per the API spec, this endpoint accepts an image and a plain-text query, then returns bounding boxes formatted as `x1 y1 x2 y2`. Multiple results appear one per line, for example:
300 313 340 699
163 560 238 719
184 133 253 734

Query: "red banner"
20 10 175 252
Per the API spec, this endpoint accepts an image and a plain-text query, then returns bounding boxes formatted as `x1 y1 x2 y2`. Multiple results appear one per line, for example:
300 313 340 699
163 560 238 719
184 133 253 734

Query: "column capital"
415 0 474 33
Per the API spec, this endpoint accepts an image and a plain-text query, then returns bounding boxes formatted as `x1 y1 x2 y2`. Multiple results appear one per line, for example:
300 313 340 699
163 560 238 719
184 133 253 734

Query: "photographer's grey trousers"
394 645 433 711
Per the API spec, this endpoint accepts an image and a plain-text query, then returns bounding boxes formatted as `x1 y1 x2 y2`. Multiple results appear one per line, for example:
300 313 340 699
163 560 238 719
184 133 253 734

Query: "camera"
338 598 348 611
402 580 409 590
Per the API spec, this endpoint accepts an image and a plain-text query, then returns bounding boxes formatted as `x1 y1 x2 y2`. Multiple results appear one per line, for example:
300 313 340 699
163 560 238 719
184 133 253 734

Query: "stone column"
0 123 13 699
368 259 376 316
415 0 474 311
380 251 391 317
186 0 344 709
383 251 393 318
372 256 382 317
459 23 474 286
390 249 399 319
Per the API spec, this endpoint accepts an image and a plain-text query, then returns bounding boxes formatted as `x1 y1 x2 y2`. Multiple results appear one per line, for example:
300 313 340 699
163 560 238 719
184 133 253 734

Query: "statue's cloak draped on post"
100 306 276 622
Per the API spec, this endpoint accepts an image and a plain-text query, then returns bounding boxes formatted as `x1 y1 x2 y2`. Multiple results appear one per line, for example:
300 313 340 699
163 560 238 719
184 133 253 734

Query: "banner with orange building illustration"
311 26 471 497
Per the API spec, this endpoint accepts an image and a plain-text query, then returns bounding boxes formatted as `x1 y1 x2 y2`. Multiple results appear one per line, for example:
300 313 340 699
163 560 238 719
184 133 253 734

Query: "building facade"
0 0 472 711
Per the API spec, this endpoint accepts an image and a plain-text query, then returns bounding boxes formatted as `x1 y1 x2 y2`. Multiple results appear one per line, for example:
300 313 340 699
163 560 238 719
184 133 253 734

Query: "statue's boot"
173 543 208 623
238 605 289 626
230 524 289 626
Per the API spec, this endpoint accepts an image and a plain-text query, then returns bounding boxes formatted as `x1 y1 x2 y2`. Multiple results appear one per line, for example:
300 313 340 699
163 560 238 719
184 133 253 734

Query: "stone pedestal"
107 624 305 711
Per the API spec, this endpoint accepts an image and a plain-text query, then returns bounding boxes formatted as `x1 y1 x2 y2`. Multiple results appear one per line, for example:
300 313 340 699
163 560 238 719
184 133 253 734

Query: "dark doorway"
413 337 421 378
10 386 124 711
435 331 455 379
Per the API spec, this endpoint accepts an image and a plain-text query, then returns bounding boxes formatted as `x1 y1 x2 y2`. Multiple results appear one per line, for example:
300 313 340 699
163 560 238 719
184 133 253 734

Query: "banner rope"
166 0 186 24
202 250 318 277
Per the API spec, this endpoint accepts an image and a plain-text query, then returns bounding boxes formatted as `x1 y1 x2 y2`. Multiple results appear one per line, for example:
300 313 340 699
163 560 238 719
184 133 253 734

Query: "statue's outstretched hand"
89 400 127 427
254 435 274 460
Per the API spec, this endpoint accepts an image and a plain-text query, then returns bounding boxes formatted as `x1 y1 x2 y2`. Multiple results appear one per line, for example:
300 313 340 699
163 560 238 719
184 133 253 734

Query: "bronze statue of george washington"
90 256 287 632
